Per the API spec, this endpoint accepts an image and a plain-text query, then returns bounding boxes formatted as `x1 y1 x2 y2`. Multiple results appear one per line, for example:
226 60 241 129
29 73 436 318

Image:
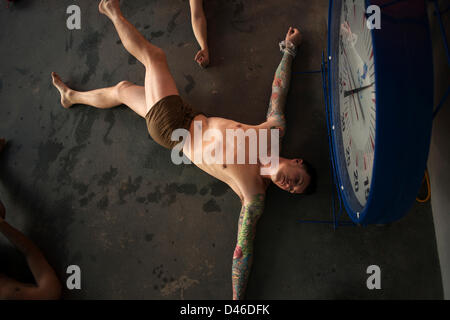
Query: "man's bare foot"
51 72 73 109
99 0 121 19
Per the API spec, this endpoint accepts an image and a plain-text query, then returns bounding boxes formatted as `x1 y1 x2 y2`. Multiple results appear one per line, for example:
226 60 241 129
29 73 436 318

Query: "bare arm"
266 27 302 138
266 51 293 137
231 194 265 300
189 0 209 67
0 215 61 300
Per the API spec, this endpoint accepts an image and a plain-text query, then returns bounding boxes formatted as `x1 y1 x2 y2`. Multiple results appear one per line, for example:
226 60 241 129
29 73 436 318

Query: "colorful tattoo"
232 194 265 300
266 52 294 137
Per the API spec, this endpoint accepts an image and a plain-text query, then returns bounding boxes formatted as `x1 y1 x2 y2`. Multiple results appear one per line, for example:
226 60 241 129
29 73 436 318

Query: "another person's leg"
99 0 179 111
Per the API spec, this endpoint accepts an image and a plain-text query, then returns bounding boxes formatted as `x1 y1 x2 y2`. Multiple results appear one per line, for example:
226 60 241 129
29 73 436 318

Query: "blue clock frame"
327 0 434 225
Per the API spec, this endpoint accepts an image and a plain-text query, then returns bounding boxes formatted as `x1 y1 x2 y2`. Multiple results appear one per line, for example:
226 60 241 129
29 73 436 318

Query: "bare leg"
99 0 179 111
51 72 148 118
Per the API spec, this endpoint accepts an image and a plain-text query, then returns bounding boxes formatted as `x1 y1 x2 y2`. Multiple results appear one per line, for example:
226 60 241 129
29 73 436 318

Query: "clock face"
338 0 376 207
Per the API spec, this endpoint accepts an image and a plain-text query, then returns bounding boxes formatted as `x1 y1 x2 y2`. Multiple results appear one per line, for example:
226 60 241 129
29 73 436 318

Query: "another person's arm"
232 194 265 300
266 27 302 138
189 0 210 67
0 200 62 300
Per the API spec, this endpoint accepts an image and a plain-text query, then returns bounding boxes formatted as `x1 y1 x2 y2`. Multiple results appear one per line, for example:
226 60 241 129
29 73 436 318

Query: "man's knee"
115 81 133 98
143 46 166 67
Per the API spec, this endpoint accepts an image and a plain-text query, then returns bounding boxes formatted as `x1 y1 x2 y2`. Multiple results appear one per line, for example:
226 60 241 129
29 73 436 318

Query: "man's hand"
195 48 210 68
285 27 302 47
190 0 209 68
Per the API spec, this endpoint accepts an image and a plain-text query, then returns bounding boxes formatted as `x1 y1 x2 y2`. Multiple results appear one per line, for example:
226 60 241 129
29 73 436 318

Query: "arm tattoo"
266 52 294 135
232 194 265 300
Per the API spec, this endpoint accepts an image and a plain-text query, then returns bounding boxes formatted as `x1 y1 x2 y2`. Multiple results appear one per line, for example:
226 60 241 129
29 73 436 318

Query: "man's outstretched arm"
232 194 265 300
189 0 209 67
266 27 302 138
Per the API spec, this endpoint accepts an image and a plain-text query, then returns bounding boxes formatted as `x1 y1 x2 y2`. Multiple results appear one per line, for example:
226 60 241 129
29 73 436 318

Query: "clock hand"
342 49 368 123
343 44 374 122
344 83 375 97
355 88 366 122
342 50 363 122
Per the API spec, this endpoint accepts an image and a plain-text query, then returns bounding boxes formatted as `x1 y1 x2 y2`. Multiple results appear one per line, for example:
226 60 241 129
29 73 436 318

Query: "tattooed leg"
266 50 295 138
232 194 265 300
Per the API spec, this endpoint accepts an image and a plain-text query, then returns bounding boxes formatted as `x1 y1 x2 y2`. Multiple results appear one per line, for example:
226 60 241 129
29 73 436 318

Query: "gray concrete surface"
0 0 443 299
428 0 450 300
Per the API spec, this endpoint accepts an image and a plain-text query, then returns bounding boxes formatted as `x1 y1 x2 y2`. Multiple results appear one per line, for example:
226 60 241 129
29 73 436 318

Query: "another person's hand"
195 48 210 68
0 199 5 220
285 27 302 47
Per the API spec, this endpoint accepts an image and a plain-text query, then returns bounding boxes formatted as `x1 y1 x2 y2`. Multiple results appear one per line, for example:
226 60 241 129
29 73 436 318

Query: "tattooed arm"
266 27 302 138
232 193 265 300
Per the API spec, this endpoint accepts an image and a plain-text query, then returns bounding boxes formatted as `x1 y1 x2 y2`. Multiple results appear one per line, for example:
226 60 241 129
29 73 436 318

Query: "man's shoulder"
238 171 268 195
241 193 266 211
240 176 267 207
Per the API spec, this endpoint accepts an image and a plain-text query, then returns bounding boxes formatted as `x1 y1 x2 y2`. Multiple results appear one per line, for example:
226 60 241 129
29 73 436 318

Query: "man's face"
273 159 311 194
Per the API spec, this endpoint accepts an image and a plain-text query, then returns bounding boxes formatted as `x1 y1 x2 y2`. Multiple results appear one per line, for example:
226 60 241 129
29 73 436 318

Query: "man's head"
271 158 317 194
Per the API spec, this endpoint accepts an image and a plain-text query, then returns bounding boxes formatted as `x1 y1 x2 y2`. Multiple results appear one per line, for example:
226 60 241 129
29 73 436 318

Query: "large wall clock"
327 0 434 225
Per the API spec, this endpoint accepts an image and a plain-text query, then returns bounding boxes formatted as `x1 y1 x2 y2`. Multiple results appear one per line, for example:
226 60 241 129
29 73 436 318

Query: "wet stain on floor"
203 198 221 213
77 31 101 85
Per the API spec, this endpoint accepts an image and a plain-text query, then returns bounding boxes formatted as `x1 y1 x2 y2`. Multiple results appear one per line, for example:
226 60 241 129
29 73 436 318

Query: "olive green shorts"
145 95 202 150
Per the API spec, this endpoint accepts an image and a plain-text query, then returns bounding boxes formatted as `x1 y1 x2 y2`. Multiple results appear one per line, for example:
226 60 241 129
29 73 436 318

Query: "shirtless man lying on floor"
51 0 316 300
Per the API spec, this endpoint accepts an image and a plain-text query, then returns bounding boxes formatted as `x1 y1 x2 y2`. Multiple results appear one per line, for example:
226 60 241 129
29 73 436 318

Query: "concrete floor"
0 0 443 299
